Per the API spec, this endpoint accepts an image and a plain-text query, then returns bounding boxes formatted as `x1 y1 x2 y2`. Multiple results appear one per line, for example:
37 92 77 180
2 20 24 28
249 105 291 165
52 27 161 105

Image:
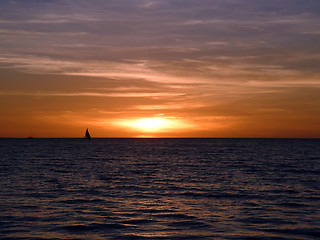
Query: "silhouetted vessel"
27 132 34 139
83 128 91 139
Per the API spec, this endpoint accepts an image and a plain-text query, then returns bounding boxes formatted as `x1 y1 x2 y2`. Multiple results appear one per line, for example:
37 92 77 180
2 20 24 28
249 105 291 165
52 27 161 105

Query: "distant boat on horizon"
27 131 34 139
83 128 91 139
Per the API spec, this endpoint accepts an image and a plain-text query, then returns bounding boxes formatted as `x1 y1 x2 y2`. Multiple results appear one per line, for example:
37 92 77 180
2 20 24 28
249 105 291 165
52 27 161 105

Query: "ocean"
0 138 319 240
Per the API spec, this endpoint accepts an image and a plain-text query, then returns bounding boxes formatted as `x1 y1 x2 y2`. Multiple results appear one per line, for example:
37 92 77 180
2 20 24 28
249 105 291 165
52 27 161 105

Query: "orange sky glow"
0 1 320 138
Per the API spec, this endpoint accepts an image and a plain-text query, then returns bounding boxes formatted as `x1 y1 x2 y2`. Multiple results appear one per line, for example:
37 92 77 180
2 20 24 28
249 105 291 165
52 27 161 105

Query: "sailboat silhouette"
27 131 34 139
83 128 91 139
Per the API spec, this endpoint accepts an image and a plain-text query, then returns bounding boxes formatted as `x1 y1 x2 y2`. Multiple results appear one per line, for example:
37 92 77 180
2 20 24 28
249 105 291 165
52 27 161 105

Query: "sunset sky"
1 0 319 138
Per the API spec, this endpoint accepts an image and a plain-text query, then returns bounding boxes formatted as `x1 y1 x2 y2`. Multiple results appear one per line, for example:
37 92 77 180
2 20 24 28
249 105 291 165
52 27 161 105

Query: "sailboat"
27 131 34 139
83 128 91 139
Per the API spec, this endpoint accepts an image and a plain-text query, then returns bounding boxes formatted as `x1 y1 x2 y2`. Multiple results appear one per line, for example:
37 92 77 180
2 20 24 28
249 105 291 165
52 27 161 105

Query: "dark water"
0 138 319 240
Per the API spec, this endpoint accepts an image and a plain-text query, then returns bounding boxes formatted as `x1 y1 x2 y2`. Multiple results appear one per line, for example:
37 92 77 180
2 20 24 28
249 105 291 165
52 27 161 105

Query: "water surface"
0 138 319 239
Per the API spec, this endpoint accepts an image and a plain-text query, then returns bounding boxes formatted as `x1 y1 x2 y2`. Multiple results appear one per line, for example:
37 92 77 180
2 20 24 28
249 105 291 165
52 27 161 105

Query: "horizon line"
0 137 319 139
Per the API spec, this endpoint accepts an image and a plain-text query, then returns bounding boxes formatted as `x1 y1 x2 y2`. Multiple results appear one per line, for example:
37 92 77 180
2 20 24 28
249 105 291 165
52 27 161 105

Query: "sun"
130 117 172 132
115 116 193 135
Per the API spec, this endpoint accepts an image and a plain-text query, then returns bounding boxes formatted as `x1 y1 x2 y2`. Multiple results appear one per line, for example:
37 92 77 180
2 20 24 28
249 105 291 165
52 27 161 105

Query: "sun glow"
116 117 194 134
131 118 170 132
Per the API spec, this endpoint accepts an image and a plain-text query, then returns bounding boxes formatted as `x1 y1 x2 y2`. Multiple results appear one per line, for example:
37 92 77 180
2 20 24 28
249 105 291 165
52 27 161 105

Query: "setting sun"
114 116 195 136
131 118 170 132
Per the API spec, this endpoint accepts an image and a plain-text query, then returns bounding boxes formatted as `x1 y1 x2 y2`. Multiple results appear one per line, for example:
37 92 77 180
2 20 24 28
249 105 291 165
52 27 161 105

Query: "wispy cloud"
0 90 185 98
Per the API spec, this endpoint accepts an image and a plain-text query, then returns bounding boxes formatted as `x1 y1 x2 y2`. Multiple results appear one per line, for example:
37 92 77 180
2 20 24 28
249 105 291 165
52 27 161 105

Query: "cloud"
0 90 185 98
1 0 319 67
1 51 319 91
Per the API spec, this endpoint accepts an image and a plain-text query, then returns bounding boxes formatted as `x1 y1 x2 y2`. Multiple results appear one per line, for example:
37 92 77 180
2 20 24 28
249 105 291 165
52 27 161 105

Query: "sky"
0 0 320 138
